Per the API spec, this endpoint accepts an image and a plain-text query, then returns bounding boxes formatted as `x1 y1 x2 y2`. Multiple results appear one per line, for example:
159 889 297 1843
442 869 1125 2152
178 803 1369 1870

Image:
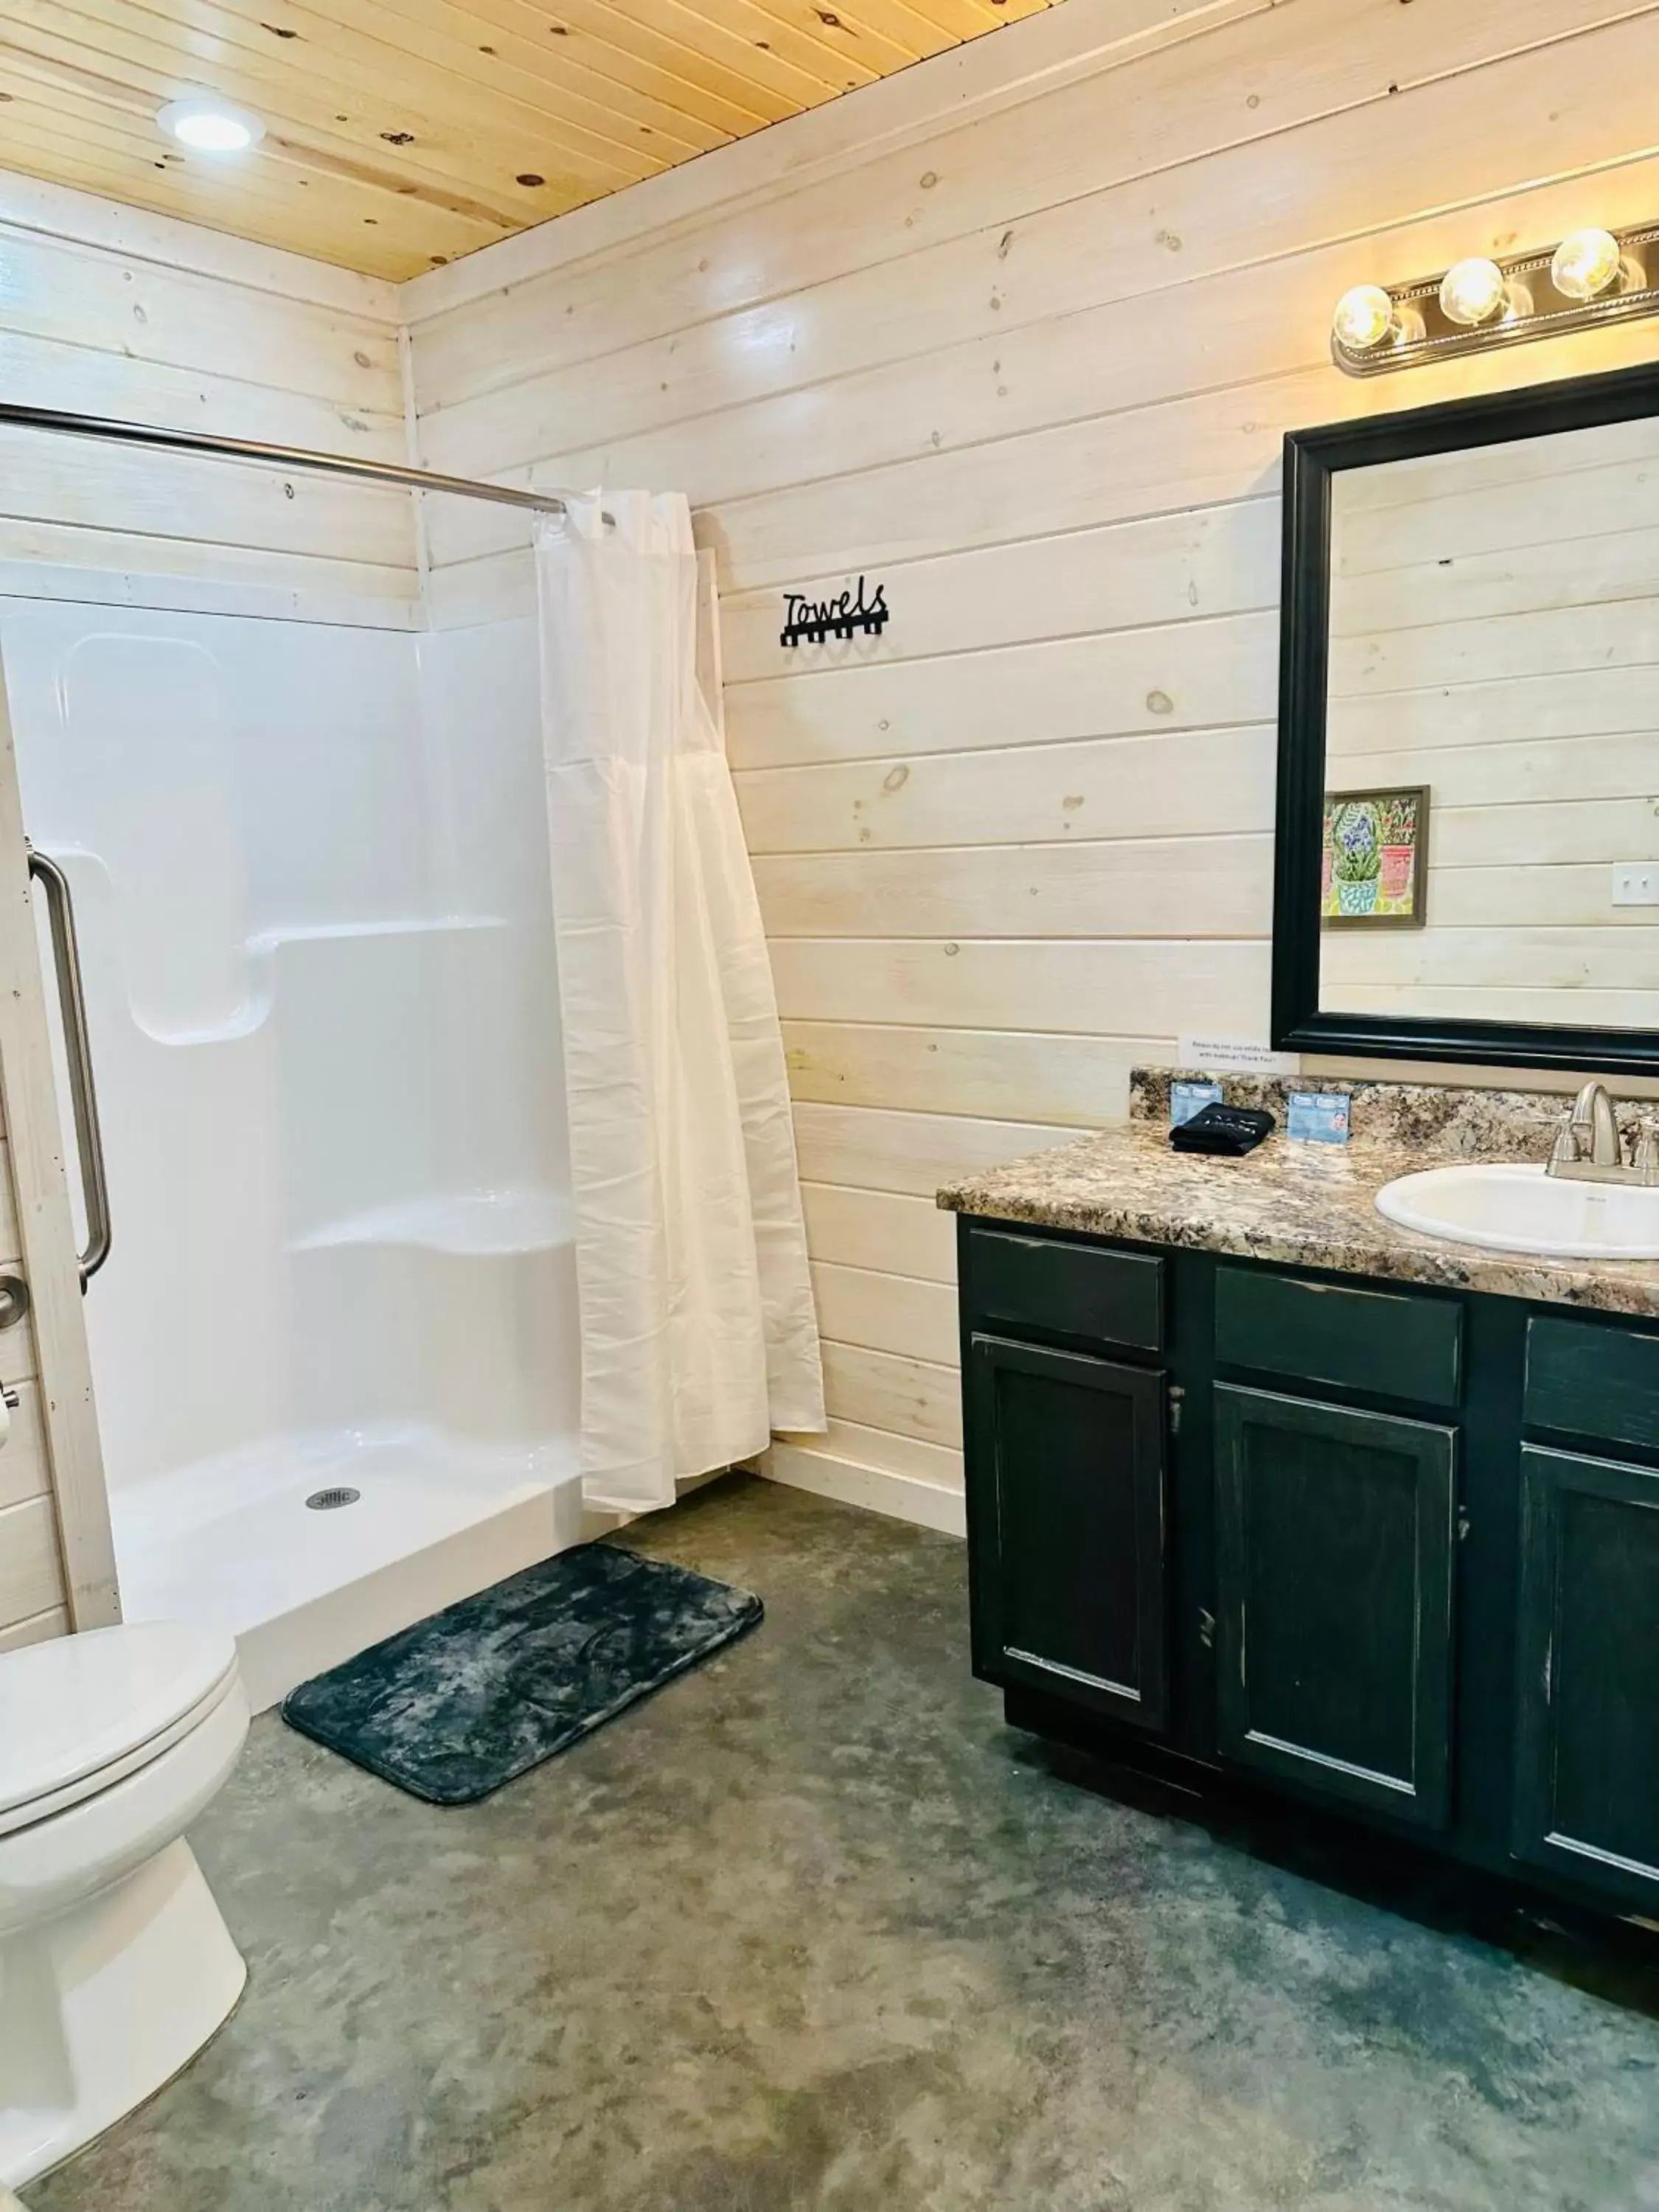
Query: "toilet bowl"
0 1621 250 2188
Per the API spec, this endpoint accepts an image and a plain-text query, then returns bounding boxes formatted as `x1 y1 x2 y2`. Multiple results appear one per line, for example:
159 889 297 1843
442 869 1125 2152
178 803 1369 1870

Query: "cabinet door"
967 1334 1168 1731
1214 1385 1455 1829
1513 1446 1659 1905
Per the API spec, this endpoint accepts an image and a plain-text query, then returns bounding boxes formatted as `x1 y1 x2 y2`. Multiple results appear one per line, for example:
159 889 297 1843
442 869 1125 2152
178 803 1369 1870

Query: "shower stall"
2 570 585 1710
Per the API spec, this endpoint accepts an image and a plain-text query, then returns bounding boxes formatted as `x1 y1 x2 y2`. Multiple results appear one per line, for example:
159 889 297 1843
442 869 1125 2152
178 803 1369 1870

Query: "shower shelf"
108 911 515 1048
289 1189 574 1258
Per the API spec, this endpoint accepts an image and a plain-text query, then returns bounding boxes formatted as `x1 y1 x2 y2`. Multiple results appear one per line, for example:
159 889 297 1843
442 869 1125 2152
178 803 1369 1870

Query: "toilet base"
0 1837 247 2188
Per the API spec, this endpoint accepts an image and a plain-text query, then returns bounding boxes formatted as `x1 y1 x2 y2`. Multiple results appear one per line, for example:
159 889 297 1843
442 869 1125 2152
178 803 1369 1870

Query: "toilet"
0 1620 251 2189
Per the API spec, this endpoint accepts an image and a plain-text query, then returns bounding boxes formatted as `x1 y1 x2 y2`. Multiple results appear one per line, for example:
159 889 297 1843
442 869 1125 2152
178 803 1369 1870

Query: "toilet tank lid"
0 1620 240 1817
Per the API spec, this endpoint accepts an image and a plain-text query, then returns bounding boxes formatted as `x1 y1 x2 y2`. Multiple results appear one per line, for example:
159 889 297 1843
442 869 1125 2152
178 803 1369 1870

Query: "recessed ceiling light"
157 95 265 153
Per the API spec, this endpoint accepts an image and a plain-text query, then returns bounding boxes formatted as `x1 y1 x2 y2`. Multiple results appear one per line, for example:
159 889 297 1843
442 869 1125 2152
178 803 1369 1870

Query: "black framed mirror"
1272 358 1659 1076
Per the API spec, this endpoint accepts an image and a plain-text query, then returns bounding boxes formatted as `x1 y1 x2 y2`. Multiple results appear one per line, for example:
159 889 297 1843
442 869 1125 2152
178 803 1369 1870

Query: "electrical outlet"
1611 864 1659 907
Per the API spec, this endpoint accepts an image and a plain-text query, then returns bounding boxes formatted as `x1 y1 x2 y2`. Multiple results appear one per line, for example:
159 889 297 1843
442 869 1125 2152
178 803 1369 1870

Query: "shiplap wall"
402 0 1659 1532
1322 417 1659 1027
0 168 418 626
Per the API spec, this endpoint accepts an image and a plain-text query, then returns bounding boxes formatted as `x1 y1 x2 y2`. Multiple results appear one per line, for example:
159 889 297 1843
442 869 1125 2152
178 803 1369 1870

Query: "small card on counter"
1287 1091 1352 1144
1170 1080 1223 1128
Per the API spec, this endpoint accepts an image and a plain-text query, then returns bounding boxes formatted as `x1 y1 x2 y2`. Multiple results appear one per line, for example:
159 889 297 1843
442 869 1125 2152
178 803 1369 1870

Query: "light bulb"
1332 284 1396 351
158 96 265 153
1439 256 1508 328
176 113 250 151
1551 226 1624 302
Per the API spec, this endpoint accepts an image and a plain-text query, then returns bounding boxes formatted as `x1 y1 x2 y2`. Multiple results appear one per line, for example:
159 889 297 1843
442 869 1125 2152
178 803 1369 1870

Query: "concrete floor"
27 1475 1659 2212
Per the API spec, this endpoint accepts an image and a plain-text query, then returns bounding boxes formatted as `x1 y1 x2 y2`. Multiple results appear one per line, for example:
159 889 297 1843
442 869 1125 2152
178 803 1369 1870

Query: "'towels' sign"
779 577 890 647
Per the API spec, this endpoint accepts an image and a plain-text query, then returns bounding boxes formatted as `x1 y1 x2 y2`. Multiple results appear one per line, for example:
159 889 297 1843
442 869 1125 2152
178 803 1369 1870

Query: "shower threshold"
110 1425 584 1712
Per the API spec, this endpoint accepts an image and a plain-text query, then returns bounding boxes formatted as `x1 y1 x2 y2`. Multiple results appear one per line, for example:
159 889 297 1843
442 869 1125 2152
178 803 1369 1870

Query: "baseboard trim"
757 1441 966 1537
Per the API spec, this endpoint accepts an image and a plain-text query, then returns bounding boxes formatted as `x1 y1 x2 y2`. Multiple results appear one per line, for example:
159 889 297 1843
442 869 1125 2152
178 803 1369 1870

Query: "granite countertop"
936 1071 1659 1318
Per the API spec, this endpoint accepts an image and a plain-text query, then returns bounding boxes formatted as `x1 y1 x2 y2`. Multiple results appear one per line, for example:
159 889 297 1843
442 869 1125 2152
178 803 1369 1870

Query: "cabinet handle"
1168 1382 1186 1435
1198 1607 1215 1649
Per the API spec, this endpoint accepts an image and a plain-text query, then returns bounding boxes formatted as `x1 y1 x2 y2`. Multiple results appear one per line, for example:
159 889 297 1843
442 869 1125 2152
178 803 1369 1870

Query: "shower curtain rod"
0 400 577 516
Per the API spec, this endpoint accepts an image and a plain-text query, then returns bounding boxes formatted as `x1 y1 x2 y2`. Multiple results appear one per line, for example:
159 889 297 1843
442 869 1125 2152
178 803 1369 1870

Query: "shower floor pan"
111 1425 584 1712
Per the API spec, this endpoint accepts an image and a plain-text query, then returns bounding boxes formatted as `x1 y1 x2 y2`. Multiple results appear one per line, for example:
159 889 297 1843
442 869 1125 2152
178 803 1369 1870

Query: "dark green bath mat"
280 1543 762 1804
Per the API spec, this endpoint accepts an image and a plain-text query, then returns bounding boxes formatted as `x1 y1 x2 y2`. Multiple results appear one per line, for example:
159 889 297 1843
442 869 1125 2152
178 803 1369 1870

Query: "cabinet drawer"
1525 1316 1659 1453
965 1225 1162 1352
1214 1266 1461 1408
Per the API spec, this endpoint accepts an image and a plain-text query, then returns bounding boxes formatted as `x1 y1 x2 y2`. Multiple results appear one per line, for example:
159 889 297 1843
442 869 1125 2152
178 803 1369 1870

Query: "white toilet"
0 1620 251 2189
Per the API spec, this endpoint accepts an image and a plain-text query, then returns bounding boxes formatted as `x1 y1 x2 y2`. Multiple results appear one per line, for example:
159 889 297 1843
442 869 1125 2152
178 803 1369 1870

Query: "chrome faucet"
1546 1080 1659 1186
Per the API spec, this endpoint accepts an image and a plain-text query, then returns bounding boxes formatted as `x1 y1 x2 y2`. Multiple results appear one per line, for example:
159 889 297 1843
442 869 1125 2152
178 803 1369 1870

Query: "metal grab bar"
27 849 111 1284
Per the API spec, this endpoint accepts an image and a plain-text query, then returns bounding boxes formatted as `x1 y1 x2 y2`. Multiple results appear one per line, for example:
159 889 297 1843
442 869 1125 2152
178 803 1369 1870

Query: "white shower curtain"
537 491 826 1514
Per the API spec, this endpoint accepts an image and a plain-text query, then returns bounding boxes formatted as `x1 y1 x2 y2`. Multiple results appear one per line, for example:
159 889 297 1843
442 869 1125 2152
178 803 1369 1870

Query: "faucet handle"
1637 1119 1659 1180
1548 1110 1582 1174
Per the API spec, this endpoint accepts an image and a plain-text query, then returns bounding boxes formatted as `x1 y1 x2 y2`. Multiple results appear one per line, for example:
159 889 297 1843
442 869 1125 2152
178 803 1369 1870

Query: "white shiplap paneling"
406 0 1659 1524
0 172 417 626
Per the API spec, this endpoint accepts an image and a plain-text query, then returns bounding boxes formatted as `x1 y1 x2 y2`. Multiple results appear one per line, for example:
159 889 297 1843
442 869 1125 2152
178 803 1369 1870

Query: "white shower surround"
1 602 583 1710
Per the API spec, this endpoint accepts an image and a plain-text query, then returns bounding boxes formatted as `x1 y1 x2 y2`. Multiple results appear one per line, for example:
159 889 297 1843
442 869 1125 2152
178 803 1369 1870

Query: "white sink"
1376 1163 1659 1260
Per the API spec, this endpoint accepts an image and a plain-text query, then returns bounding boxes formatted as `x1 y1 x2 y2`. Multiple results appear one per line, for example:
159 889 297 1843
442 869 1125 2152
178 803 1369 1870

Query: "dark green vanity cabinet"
957 1217 1659 1921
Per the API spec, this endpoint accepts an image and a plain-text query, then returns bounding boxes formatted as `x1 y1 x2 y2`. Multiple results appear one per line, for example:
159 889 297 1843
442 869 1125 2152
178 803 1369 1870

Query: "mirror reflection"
1317 414 1659 1032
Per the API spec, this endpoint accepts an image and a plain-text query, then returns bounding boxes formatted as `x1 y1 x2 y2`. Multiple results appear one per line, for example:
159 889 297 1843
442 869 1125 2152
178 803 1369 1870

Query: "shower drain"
305 1486 361 1511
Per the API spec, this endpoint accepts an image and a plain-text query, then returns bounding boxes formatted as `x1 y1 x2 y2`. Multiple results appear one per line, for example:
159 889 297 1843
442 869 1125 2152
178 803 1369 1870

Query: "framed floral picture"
1320 786 1430 929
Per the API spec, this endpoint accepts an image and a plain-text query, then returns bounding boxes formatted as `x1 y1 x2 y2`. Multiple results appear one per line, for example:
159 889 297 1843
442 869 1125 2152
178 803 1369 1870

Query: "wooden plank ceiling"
0 0 1053 276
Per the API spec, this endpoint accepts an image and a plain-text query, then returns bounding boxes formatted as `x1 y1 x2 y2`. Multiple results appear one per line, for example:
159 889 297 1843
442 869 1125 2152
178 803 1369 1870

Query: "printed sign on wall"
779 577 889 648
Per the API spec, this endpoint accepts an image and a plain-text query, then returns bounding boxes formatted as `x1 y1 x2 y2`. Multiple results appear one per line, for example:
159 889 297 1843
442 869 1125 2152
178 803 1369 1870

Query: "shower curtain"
537 492 826 1514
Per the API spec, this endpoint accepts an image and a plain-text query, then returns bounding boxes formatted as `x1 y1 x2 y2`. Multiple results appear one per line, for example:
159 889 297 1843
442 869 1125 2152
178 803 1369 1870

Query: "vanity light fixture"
1330 218 1659 375
157 95 265 153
